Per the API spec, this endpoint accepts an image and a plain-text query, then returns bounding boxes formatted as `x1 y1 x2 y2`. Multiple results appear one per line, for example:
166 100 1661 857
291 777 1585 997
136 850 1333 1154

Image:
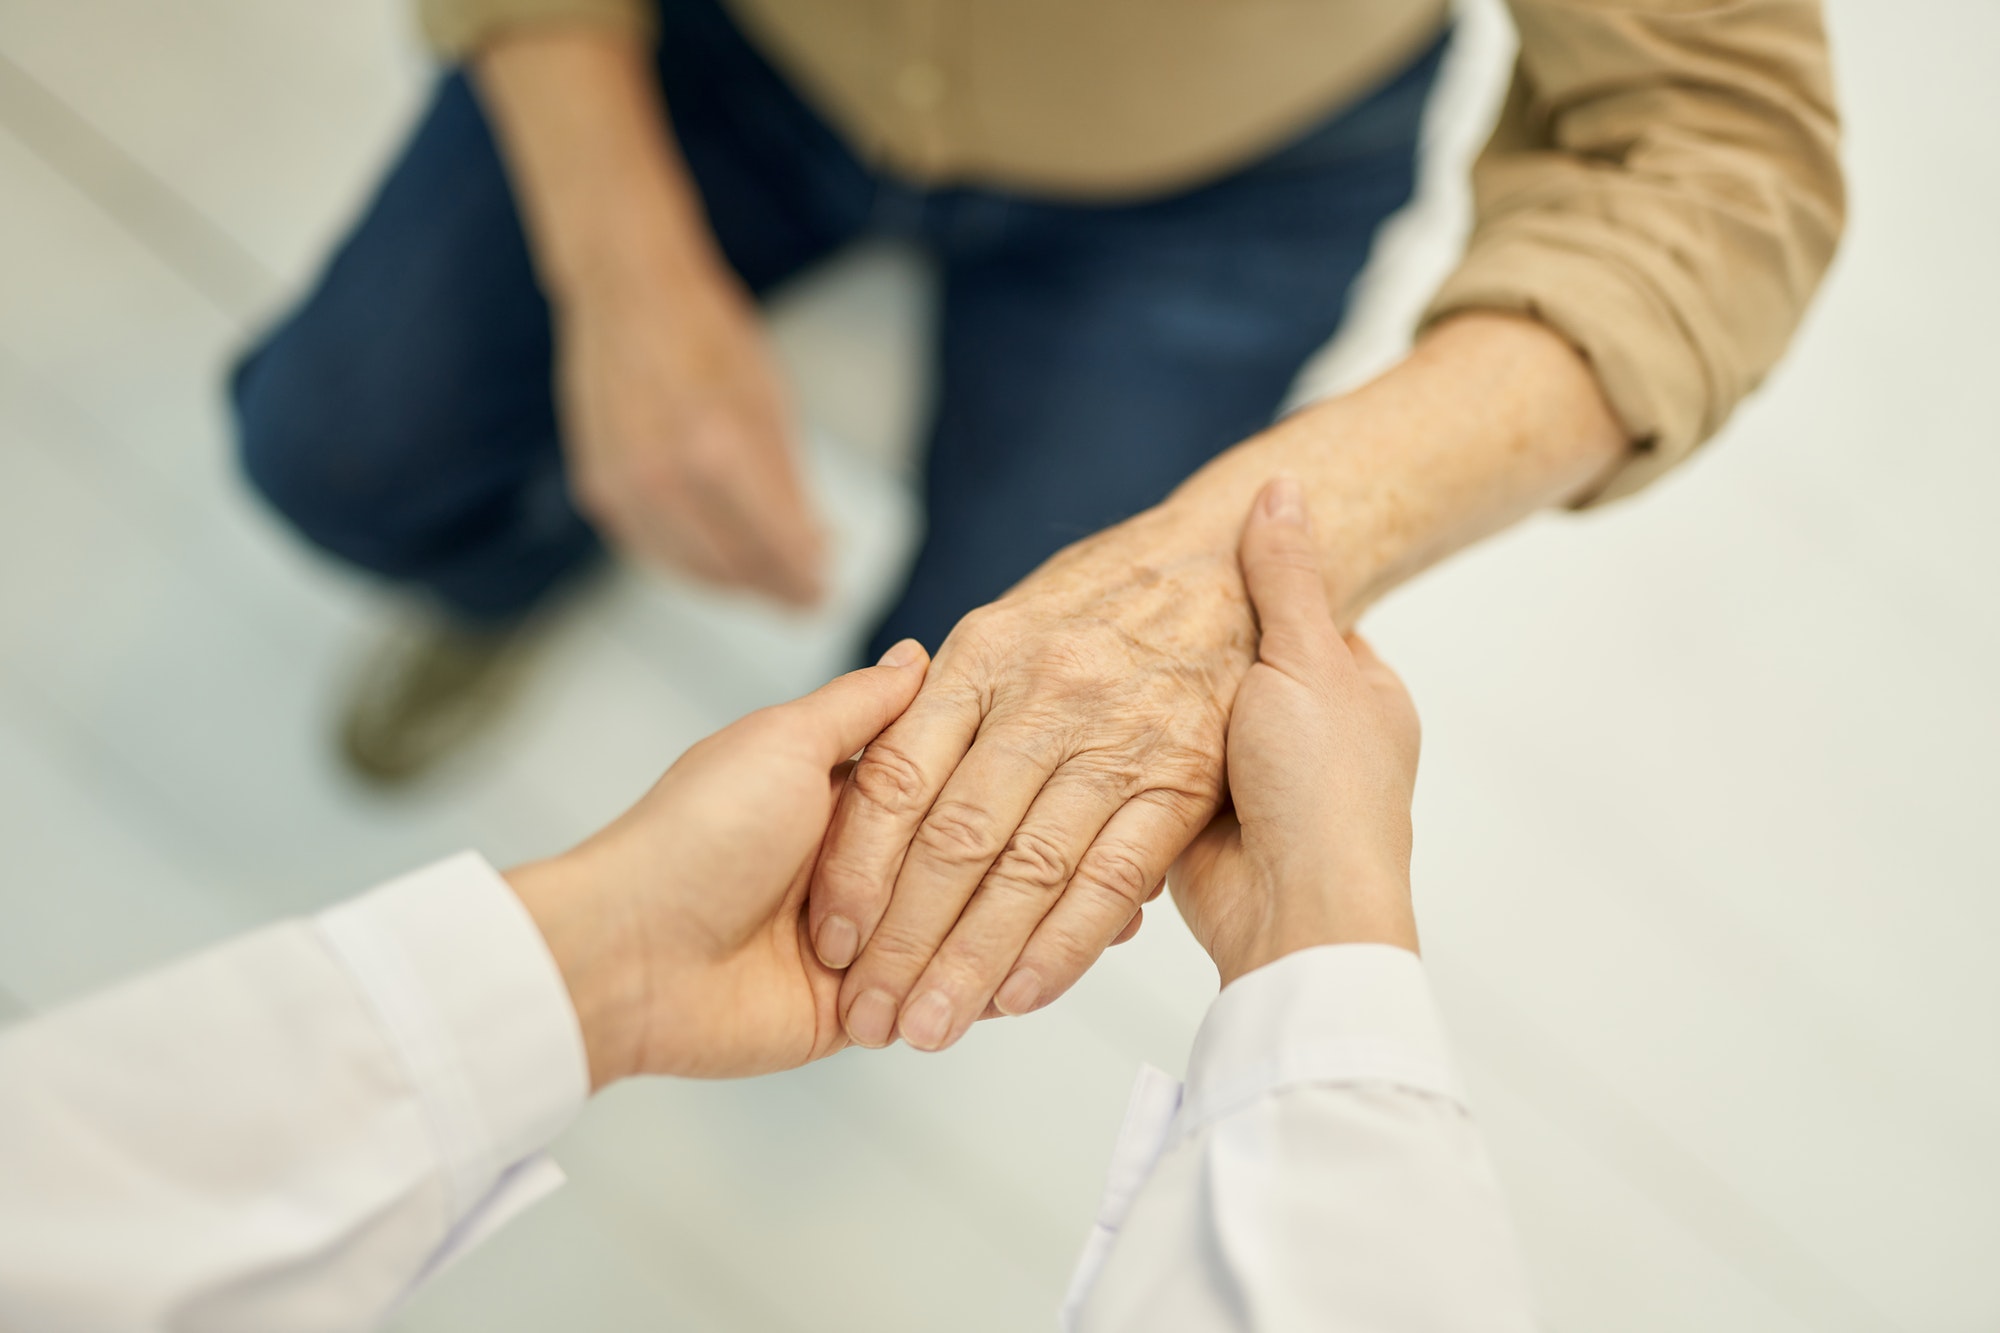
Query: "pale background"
1 1 1995 1329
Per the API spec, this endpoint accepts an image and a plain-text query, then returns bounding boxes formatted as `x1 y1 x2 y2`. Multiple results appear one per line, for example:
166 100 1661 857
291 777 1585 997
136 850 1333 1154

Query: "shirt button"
895 60 946 110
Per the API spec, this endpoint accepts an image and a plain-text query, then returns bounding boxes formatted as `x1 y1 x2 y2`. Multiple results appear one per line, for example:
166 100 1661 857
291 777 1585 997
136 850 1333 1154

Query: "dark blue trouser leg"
865 35 1447 659
230 0 871 621
232 74 585 621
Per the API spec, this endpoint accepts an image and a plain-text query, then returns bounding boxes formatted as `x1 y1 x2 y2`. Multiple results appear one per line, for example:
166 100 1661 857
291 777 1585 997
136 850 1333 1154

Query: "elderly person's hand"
809 501 1258 1051
1171 478 1421 984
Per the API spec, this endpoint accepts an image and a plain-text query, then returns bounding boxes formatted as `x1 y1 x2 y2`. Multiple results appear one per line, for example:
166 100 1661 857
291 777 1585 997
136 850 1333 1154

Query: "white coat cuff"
1175 943 1465 1143
315 852 590 1226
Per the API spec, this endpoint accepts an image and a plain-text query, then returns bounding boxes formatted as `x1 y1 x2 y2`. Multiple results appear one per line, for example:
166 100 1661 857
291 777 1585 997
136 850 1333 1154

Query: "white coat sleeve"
1065 944 1538 1332
0 852 589 1332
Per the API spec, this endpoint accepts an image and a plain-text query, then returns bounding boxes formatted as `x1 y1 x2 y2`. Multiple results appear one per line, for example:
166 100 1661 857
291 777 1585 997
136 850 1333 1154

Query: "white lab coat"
0 854 1536 1331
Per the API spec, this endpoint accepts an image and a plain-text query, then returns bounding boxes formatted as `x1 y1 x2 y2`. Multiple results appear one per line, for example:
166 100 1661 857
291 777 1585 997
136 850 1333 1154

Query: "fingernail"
899 991 953 1051
1261 475 1306 525
817 915 859 970
876 638 924 668
993 968 1042 1017
846 989 899 1047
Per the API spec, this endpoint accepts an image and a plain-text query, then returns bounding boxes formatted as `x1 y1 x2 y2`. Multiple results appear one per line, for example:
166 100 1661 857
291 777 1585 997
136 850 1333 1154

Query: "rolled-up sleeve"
417 0 655 59
1422 0 1844 504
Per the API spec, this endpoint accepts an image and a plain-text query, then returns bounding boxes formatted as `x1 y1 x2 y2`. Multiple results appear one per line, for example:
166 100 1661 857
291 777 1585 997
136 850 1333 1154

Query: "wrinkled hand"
808 507 1259 1052
556 253 826 605
1172 478 1421 987
510 640 930 1087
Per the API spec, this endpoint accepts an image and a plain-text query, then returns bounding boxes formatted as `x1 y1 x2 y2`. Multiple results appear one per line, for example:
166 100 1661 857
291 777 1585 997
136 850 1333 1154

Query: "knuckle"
854 922 939 975
1023 919 1098 986
1072 843 1153 915
913 943 990 996
810 850 886 912
1067 749 1147 798
983 828 1073 898
1025 638 1111 699
850 742 931 814
951 603 1006 641
913 798 1005 867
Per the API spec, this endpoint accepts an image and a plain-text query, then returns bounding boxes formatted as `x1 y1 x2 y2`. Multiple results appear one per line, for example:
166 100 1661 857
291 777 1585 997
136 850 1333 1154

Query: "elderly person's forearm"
1160 311 1626 624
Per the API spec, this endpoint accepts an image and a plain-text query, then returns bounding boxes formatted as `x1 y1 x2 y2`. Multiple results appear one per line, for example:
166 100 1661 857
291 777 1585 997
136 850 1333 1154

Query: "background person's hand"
808 504 1260 1054
555 244 827 607
507 640 929 1088
1172 477 1422 986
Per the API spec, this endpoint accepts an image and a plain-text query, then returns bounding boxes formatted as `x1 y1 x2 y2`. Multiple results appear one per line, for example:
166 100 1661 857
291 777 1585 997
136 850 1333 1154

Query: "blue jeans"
232 0 1446 660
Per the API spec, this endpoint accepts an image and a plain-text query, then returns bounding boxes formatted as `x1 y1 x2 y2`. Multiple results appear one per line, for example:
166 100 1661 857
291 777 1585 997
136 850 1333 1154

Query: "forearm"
1161 312 1627 622
472 28 719 304
0 856 585 1326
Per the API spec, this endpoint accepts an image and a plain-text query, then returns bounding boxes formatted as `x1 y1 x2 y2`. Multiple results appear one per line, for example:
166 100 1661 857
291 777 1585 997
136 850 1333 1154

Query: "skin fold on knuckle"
916 951 994 1015
912 799 1006 869
846 920 940 986
1019 916 1103 1000
848 741 932 817
1070 843 1153 921
984 827 1072 900
810 837 892 916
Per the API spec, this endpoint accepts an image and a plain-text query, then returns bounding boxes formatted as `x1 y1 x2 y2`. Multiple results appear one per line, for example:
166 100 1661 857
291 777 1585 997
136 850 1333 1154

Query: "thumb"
1239 476 1341 673
791 639 930 765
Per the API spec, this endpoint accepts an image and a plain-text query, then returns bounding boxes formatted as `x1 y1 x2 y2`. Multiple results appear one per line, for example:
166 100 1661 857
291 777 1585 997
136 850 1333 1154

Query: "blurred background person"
227 0 1839 793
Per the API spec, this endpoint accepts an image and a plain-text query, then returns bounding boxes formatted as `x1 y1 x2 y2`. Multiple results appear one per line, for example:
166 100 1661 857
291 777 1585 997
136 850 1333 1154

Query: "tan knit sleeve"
1421 0 1844 505
417 0 655 58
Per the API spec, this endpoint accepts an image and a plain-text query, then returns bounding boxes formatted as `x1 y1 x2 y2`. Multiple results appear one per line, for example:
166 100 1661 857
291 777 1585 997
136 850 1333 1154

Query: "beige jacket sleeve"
1423 0 1844 504
418 0 654 57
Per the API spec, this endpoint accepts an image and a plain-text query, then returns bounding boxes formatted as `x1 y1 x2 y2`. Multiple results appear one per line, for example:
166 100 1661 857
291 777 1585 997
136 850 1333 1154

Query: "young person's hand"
506 640 929 1088
1171 476 1422 987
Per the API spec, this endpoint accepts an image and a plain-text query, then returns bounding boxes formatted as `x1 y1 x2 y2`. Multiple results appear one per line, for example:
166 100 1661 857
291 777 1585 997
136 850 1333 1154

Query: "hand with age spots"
806 503 1264 1053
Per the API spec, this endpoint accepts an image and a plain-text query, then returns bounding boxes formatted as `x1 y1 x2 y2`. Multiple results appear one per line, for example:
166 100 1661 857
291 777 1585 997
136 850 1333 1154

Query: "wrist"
538 186 727 316
506 851 647 1092
1155 420 1388 625
1215 863 1418 989
474 29 724 309
1159 311 1627 626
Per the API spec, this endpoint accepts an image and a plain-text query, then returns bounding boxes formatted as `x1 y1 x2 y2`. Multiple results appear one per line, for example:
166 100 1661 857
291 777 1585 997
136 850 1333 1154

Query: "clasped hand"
510 477 1420 1084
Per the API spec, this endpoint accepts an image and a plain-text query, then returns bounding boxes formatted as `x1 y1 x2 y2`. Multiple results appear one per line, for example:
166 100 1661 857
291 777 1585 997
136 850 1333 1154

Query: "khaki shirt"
419 0 1843 503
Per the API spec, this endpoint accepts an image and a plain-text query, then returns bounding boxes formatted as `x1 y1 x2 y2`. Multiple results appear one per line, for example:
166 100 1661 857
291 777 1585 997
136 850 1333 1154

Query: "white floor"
1 2 1995 1329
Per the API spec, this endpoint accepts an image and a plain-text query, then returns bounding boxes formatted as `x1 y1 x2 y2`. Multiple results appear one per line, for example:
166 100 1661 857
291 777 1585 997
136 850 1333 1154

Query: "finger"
662 457 803 598
1170 810 1238 892
644 501 750 589
991 788 1208 1018
887 766 1126 1051
597 460 746 588
700 435 828 607
837 723 1076 1049
734 427 830 605
781 640 931 768
1110 906 1144 947
1239 476 1345 677
678 393 827 604
809 677 984 973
